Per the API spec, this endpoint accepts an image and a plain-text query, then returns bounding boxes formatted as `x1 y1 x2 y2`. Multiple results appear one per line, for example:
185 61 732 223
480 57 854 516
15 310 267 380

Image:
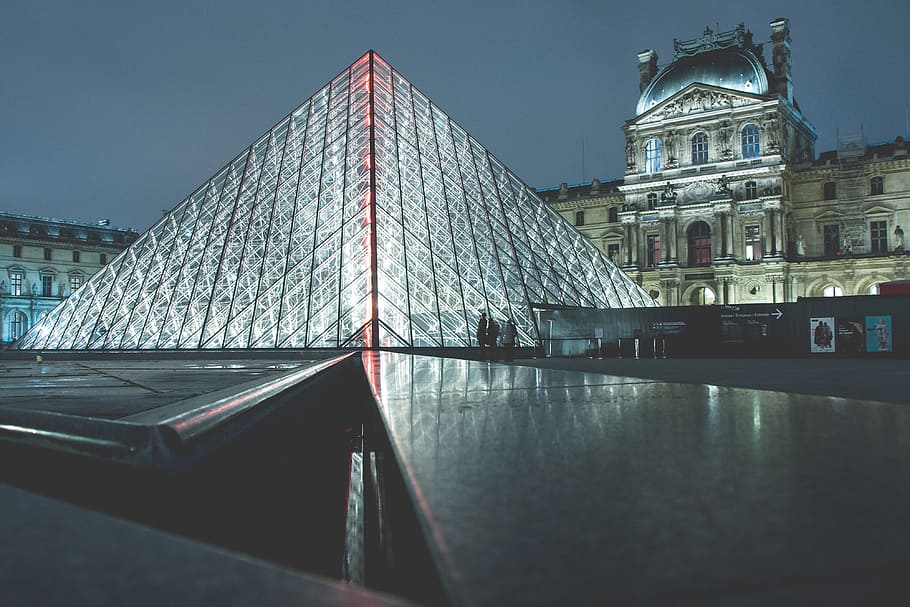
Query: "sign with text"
720 305 783 343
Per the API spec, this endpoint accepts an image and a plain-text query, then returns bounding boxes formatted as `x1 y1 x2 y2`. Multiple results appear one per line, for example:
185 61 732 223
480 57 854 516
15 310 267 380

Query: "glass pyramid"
16 51 654 350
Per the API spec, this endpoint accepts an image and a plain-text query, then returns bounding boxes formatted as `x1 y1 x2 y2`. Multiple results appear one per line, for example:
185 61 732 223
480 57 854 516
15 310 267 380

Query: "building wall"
0 212 138 344
540 21 910 307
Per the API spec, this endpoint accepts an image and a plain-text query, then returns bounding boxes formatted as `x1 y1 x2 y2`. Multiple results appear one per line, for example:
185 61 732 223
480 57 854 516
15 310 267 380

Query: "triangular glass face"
16 51 654 350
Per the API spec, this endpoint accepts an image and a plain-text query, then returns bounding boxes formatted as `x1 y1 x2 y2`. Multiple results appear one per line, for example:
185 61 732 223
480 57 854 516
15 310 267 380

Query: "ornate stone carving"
639 89 759 124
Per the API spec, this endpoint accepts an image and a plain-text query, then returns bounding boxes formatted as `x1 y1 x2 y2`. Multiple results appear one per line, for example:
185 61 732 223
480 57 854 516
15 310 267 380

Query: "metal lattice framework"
16 51 654 350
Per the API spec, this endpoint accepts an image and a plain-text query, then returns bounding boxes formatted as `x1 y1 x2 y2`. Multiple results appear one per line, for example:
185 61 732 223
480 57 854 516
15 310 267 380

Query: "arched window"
608 207 618 223
868 283 880 295
687 221 712 266
644 139 661 173
822 285 843 297
691 132 709 165
741 124 760 159
9 311 28 341
691 286 716 305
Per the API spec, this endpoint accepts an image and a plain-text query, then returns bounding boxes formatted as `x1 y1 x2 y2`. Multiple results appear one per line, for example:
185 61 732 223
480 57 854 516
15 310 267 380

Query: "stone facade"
540 19 909 306
0 211 138 343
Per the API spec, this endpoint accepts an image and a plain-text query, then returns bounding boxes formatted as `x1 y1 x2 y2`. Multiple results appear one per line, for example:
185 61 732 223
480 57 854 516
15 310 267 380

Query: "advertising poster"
836 317 865 354
865 316 893 353
809 317 835 353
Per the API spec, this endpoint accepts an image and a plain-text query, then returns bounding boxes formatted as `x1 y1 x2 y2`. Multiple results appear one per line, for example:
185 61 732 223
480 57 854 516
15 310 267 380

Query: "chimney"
769 18 792 103
638 49 658 93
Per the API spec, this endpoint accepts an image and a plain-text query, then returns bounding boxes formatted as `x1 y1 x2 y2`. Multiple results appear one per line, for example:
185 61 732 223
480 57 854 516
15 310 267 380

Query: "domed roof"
636 48 769 115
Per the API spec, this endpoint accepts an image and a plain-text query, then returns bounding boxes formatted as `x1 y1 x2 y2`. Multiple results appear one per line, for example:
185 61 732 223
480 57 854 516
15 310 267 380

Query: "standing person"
502 319 517 361
476 312 488 360
487 317 500 361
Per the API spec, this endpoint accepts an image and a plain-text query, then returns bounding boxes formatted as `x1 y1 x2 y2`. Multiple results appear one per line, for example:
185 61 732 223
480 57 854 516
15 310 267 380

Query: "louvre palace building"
541 18 910 306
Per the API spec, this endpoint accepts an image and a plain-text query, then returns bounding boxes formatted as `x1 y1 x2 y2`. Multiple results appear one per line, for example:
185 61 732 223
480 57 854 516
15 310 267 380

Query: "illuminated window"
10 272 23 296
870 220 887 253
741 124 760 158
870 176 884 195
644 139 661 173
745 224 761 260
822 285 843 297
691 286 716 305
687 221 712 266
745 181 758 199
575 210 585 226
869 283 880 295
9 311 28 340
823 181 836 200
691 132 709 164
646 234 661 267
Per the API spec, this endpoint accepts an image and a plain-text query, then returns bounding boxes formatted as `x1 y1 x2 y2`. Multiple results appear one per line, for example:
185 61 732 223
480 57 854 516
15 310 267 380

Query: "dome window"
741 124 761 159
644 139 661 173
691 132 709 165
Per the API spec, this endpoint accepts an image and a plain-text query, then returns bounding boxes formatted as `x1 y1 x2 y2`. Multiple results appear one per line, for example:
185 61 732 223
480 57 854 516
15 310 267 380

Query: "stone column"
727 213 735 257
762 212 773 257
669 216 678 262
631 226 639 266
774 211 784 256
625 225 633 266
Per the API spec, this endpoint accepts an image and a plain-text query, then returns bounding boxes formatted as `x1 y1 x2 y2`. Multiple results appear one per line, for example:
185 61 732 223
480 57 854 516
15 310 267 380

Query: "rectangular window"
823 224 841 258
44 247 52 261
10 272 23 296
871 176 884 195
73 250 81 263
100 253 107 264
745 225 762 260
823 181 836 200
13 244 22 258
575 210 585 226
745 181 758 200
870 220 888 253
41 275 53 297
646 234 661 267
607 243 620 262
70 274 83 292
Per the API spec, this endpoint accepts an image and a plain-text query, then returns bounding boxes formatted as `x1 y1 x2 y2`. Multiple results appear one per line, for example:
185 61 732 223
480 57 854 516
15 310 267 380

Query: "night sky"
2 0 908 232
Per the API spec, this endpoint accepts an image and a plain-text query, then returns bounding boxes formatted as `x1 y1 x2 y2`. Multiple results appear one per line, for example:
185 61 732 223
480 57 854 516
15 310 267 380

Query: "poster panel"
865 316 893 353
809 317 835 353
836 317 865 354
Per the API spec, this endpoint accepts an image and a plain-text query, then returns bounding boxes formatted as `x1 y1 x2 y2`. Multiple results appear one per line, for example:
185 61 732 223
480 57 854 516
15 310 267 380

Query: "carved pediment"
864 204 894 216
634 84 766 125
814 209 844 222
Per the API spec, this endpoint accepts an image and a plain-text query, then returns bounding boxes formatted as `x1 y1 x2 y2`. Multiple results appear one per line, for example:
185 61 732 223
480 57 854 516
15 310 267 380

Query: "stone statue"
660 181 677 204
895 225 905 251
664 130 676 161
625 137 636 169
714 174 730 195
0 280 7 295
796 234 806 257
